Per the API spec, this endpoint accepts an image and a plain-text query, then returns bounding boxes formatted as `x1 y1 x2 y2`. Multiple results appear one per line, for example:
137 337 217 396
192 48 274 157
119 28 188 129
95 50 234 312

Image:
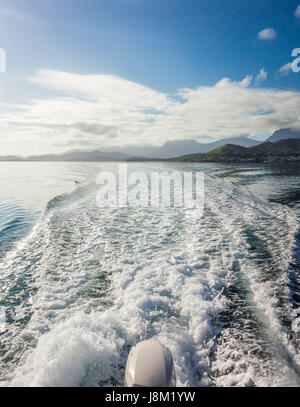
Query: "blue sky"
0 0 300 155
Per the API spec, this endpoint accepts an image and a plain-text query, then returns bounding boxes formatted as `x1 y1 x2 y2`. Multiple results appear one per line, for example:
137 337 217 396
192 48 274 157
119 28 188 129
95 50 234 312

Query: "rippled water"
0 161 299 387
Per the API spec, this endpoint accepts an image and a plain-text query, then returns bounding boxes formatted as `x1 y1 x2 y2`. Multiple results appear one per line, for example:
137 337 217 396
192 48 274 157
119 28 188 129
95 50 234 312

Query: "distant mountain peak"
267 128 300 143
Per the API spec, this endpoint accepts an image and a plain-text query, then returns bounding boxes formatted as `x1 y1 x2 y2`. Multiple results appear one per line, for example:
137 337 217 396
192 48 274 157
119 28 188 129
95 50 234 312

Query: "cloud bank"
1 69 300 155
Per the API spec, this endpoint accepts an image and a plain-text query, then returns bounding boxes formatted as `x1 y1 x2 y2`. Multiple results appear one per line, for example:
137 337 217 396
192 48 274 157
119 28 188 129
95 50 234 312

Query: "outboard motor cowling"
124 339 176 387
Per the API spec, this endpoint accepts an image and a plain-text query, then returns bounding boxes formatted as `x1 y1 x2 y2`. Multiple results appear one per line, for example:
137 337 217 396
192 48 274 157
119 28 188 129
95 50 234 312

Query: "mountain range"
172 138 300 163
266 128 300 143
0 150 131 162
109 136 260 159
0 136 260 162
0 128 299 162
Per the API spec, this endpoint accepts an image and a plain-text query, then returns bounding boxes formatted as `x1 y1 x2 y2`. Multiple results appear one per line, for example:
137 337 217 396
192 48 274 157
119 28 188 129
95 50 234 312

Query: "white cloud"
295 5 300 18
1 70 300 155
277 62 293 77
257 28 276 40
254 68 267 85
30 70 173 111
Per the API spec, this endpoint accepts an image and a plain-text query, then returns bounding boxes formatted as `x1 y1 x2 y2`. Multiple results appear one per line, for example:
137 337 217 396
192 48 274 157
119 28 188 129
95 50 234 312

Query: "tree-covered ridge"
171 138 300 163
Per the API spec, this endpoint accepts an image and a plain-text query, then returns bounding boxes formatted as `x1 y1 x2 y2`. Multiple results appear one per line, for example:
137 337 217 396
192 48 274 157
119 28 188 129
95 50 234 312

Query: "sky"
0 0 300 156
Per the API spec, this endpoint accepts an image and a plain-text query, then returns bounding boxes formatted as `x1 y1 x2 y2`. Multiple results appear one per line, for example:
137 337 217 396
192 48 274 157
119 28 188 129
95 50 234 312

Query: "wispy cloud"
295 5 300 18
257 28 276 40
1 70 300 155
254 68 267 85
276 62 293 77
0 7 45 24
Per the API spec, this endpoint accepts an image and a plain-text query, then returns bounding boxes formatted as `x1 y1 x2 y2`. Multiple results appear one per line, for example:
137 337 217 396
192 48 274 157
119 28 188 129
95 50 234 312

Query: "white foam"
1 164 299 387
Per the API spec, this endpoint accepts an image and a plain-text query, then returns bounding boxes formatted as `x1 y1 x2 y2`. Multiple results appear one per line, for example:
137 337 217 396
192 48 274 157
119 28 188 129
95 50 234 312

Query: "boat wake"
0 167 299 387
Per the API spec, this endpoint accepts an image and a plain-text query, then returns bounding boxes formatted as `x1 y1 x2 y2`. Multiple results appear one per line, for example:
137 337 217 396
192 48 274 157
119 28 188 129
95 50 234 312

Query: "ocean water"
0 161 299 387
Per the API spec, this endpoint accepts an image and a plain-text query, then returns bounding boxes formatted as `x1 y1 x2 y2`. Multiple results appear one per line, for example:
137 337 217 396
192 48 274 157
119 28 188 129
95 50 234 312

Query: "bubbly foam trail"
0 165 299 387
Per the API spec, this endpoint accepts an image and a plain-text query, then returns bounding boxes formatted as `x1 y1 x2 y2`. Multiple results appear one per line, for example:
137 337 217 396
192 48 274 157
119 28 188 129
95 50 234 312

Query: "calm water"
0 161 299 387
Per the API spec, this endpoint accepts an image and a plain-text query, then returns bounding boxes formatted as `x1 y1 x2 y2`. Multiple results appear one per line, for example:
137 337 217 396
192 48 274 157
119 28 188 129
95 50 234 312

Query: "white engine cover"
124 339 176 387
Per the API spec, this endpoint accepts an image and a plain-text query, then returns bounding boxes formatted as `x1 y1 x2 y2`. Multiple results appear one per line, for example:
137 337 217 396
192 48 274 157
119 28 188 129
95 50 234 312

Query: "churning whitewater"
0 162 300 387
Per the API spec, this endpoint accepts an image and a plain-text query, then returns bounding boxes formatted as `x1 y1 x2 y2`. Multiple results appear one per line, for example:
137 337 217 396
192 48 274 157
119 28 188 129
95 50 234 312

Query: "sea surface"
0 161 299 387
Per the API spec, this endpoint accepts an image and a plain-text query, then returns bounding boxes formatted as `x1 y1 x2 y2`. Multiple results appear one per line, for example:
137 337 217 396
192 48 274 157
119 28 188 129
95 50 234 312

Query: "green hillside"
275 138 300 151
171 138 300 163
